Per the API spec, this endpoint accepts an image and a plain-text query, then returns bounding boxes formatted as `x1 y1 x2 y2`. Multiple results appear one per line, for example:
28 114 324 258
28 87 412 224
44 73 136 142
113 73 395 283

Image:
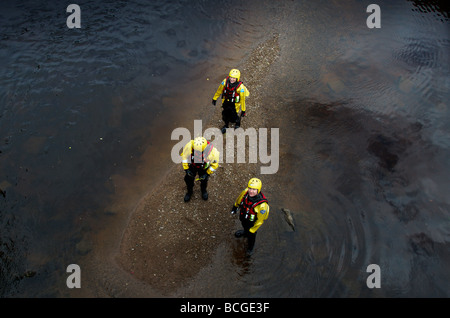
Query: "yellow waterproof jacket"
180 140 220 175
212 78 250 113
233 188 270 233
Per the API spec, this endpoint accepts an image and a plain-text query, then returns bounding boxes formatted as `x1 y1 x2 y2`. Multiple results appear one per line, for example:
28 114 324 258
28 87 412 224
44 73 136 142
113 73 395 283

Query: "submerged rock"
76 238 93 255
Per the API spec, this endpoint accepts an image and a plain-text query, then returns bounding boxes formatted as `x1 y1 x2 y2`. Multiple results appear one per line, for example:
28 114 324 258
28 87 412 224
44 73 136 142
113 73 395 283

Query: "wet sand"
116 34 282 296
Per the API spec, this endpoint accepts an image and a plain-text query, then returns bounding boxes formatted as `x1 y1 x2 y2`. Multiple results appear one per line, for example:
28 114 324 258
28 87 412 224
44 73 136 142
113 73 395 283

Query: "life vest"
222 76 243 103
239 191 268 224
190 141 213 170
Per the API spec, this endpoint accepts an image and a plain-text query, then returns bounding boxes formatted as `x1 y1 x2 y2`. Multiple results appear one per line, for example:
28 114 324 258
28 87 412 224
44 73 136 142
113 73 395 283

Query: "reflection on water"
1 0 449 297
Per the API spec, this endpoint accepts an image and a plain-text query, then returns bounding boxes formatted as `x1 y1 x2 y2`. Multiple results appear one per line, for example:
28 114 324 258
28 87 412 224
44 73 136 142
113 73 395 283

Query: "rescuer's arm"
206 148 220 175
212 79 226 102
180 140 193 170
249 202 270 233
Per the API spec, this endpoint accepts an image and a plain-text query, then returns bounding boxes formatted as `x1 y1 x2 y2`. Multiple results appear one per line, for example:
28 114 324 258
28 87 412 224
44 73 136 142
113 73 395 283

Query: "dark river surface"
0 0 449 298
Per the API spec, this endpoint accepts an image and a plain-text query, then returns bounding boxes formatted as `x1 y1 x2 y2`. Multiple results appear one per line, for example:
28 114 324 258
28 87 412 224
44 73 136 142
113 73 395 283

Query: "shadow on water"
270 97 449 297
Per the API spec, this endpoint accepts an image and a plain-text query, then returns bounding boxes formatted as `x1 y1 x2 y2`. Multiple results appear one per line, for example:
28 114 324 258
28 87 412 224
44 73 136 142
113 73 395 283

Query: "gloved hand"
241 111 246 117
185 169 194 178
231 206 238 215
198 174 209 181
212 99 217 106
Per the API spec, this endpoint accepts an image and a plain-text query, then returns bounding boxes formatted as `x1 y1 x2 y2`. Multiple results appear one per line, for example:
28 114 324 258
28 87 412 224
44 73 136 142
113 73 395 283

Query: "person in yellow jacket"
212 69 250 134
181 136 220 202
231 178 269 254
